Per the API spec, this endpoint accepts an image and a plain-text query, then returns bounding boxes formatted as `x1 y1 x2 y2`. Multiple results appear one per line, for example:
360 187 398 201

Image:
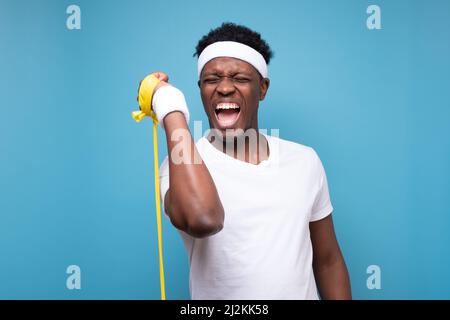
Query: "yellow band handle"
132 74 160 123
132 73 166 300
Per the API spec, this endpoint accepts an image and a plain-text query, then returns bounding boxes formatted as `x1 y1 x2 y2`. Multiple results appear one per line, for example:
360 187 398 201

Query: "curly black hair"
194 22 274 64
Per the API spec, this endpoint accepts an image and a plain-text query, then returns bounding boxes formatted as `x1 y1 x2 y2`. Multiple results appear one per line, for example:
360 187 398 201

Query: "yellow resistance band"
132 74 166 300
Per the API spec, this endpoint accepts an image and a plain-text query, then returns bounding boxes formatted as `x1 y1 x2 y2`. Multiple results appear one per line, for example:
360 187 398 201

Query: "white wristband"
151 85 190 129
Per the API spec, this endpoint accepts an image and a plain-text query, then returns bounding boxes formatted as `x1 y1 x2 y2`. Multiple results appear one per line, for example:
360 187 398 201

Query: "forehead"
201 57 258 76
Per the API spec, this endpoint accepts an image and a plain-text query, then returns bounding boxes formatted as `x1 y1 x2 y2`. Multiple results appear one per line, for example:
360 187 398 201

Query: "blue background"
1 0 449 299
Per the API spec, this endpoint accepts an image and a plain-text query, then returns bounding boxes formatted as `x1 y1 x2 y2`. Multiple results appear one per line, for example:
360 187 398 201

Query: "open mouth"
214 103 241 128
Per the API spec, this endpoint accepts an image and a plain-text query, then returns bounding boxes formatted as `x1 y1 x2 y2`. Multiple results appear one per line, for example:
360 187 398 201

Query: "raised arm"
141 72 224 238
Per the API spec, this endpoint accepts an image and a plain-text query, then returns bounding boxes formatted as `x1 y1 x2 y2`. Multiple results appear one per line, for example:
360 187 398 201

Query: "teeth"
216 103 240 110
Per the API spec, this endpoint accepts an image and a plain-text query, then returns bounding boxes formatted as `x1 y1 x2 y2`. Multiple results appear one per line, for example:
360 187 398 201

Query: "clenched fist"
136 71 190 128
136 71 170 104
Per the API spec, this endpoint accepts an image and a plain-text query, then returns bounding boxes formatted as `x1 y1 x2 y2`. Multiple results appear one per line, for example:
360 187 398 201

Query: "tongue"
217 109 239 124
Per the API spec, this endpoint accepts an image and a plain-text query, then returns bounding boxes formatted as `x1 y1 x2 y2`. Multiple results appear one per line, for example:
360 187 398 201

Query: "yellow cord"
153 117 166 300
132 74 166 300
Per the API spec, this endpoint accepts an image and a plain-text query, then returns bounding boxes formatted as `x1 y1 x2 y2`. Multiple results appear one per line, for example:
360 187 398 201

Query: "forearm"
163 112 224 237
313 255 352 300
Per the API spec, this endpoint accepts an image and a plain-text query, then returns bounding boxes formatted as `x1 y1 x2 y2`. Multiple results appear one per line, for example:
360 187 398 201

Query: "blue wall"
0 0 449 299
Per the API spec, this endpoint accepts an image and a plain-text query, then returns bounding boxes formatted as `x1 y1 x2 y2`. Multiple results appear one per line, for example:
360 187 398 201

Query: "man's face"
198 57 270 136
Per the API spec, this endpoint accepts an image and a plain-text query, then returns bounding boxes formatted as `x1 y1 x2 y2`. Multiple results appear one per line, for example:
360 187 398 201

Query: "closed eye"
203 77 220 84
233 77 250 83
202 75 251 85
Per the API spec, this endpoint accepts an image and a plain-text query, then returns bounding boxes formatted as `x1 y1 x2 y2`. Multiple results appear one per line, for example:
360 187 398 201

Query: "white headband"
197 41 268 78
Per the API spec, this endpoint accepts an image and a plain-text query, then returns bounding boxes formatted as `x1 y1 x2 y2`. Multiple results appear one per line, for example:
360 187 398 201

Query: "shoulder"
267 134 320 165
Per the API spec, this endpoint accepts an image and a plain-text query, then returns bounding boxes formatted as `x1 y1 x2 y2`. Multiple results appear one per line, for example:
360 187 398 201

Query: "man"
140 22 351 299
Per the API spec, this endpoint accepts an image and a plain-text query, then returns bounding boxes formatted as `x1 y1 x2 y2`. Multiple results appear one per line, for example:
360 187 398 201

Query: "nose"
216 77 236 96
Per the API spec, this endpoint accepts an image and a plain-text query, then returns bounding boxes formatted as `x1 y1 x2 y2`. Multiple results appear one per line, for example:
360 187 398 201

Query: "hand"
136 71 170 104
136 71 189 128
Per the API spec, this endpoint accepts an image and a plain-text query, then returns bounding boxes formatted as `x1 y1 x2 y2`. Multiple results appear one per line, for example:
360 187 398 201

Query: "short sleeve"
159 156 170 217
310 150 334 222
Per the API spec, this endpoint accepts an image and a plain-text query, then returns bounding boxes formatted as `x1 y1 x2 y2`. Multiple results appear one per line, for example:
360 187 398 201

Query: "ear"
259 78 270 101
197 80 201 88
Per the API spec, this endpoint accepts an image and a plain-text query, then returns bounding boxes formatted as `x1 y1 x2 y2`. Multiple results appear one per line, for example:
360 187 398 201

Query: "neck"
207 128 270 165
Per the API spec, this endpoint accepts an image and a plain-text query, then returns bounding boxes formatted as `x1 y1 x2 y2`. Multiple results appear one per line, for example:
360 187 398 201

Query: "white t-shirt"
159 133 333 300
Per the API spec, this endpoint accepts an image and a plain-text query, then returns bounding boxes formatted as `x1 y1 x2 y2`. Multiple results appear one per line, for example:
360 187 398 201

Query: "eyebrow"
202 70 253 77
